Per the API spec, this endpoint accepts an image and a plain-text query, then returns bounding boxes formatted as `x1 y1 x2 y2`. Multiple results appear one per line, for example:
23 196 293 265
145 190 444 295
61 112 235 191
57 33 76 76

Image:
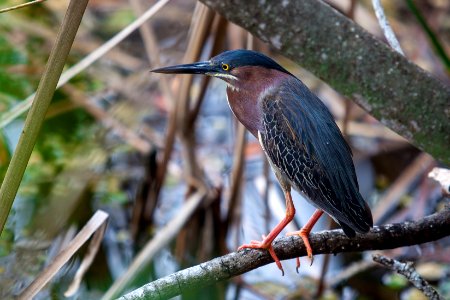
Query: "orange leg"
238 191 296 275
287 209 324 271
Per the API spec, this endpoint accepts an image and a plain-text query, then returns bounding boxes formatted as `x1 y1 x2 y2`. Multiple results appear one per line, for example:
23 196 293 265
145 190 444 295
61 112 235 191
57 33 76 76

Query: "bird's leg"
238 190 296 275
286 209 324 271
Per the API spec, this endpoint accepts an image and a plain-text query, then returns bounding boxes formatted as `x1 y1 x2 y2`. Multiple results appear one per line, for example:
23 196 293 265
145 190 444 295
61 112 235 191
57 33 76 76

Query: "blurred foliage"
382 272 408 290
104 9 136 34
0 130 11 181
0 35 32 110
0 2 132 296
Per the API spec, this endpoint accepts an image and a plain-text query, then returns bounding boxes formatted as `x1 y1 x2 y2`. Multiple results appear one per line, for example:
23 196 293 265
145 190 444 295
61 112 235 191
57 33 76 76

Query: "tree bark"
198 0 450 164
118 208 450 300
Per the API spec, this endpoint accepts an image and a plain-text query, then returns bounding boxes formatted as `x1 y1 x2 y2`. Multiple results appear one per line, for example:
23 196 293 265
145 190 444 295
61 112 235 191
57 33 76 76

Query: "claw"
287 228 315 269
238 236 285 275
295 257 300 273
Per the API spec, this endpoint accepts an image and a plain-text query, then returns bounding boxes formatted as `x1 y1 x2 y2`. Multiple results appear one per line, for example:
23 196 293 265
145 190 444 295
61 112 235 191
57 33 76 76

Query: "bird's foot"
286 229 314 272
238 235 284 276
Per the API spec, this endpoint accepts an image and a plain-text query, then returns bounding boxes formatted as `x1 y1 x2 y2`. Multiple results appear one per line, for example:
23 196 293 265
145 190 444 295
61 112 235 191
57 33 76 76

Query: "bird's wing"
259 77 372 234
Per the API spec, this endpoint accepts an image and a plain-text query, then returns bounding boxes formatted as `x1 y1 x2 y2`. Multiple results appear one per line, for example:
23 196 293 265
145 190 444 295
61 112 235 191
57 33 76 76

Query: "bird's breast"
226 87 264 138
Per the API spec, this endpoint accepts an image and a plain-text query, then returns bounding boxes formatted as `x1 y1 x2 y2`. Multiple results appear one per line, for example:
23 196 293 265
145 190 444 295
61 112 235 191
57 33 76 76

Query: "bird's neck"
225 66 290 138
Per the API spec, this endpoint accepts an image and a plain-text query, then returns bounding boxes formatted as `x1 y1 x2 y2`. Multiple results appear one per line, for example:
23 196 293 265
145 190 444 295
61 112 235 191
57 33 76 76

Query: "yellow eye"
222 63 230 71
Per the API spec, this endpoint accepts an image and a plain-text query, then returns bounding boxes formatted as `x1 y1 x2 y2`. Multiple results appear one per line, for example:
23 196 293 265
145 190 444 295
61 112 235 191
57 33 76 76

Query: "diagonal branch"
118 208 450 300
373 254 444 300
198 0 450 164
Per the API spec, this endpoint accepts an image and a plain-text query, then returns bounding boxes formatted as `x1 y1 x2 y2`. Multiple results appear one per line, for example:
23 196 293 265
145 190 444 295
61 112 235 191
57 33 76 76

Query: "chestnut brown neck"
225 66 291 137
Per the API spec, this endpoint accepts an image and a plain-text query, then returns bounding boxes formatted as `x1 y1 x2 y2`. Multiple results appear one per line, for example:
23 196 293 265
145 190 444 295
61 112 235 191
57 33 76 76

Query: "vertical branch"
128 0 177 230
176 3 215 180
226 123 247 234
371 0 405 55
0 0 89 233
262 159 271 234
188 15 228 126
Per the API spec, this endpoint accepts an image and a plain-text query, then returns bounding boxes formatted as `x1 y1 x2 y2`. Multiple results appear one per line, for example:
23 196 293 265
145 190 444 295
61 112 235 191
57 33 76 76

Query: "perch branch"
118 208 450 300
199 0 450 164
372 254 444 300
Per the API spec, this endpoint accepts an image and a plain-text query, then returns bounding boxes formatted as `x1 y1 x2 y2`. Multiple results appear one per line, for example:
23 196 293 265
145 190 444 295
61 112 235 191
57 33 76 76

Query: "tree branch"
198 0 450 164
118 208 450 300
372 254 444 300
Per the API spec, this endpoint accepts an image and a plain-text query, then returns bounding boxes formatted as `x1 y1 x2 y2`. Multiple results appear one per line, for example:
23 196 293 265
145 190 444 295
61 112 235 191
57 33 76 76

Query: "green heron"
152 50 373 274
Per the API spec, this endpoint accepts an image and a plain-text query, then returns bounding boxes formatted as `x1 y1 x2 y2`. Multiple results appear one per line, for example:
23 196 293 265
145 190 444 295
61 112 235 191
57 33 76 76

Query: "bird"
152 49 373 274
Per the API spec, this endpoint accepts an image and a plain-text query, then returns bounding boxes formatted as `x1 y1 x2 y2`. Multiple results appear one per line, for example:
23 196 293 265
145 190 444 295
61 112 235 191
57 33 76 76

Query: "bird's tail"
340 194 373 237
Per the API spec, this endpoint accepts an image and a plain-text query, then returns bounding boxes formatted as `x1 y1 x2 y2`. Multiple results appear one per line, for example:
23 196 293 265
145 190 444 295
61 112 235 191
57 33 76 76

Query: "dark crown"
211 50 290 74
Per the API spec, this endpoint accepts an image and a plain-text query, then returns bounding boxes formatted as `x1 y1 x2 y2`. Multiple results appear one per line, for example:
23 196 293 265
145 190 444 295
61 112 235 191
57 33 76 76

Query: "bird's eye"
222 63 230 71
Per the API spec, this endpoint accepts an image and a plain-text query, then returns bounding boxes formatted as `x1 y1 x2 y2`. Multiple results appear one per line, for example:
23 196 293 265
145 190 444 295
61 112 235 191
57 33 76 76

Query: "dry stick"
170 4 215 261
101 189 207 300
188 15 228 127
371 0 405 55
63 85 152 154
0 0 46 13
372 254 444 300
0 0 171 129
372 152 435 224
118 208 450 300
65 221 108 297
0 0 89 234
226 123 247 236
18 210 109 299
262 159 271 234
176 3 215 180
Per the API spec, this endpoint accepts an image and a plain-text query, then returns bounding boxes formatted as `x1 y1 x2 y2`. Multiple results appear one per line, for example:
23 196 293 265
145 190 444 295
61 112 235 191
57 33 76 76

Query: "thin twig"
64 221 108 297
176 3 215 179
188 15 228 126
226 123 247 234
0 0 46 13
371 0 405 55
372 254 444 300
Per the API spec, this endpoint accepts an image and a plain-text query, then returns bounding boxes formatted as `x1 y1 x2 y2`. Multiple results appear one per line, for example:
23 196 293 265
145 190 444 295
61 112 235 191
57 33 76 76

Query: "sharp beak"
151 61 215 75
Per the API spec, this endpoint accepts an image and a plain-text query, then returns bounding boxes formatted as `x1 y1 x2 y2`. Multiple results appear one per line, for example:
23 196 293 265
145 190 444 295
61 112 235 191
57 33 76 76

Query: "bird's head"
151 49 291 90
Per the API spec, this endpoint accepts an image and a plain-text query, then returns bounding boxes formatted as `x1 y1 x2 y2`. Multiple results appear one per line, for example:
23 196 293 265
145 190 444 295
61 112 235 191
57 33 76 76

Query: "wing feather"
260 77 372 234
